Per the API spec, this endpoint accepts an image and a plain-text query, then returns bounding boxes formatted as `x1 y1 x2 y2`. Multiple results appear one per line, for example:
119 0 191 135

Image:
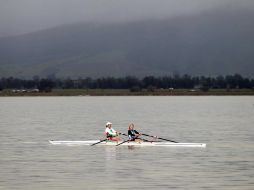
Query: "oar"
142 133 178 143
116 133 148 146
116 139 130 146
116 133 140 146
90 138 108 146
120 133 150 142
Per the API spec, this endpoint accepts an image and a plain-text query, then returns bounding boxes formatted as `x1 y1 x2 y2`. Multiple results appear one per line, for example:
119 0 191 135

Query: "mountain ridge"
0 8 254 78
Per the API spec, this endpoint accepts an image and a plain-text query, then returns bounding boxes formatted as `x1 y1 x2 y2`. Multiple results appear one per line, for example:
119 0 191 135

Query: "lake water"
0 96 254 190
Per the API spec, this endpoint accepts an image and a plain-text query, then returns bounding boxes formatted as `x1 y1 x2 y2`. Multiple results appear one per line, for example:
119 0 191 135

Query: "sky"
0 0 254 37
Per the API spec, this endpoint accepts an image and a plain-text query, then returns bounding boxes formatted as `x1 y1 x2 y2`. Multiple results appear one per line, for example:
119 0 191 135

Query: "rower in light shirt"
105 122 121 142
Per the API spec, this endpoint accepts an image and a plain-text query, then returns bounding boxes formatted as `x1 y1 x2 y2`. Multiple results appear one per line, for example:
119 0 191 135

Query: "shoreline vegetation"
0 74 253 96
1 88 254 96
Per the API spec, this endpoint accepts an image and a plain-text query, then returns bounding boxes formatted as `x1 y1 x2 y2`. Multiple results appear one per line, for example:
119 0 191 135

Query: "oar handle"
142 134 178 143
120 133 150 142
116 134 141 146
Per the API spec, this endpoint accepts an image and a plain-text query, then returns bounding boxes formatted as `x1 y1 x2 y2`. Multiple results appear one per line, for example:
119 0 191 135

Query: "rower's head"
128 123 134 130
106 121 112 128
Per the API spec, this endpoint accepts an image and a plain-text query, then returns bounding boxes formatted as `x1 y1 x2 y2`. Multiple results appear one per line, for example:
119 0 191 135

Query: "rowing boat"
49 140 206 147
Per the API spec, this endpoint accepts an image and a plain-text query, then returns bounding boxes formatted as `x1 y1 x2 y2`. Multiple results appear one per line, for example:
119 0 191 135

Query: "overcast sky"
0 0 253 37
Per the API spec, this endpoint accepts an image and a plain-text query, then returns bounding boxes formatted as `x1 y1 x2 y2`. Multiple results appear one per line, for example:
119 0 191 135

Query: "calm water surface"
0 96 254 190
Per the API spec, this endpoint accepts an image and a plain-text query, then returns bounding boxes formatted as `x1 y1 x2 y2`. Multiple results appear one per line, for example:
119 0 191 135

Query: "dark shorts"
129 136 136 141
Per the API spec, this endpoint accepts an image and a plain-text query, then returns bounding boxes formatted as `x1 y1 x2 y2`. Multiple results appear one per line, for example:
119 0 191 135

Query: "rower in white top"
105 122 121 142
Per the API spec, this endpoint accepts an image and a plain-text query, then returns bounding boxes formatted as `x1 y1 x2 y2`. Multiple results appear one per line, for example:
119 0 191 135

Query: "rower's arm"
127 130 132 139
106 128 117 137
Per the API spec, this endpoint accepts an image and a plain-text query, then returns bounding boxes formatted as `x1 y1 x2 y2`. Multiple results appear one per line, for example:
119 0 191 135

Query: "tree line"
0 74 253 92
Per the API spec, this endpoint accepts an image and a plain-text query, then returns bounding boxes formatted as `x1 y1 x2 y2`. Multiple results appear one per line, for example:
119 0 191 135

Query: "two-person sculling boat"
105 122 142 143
50 122 206 147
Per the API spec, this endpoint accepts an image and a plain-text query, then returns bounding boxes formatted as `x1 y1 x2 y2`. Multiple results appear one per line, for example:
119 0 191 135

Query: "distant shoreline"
1 89 254 96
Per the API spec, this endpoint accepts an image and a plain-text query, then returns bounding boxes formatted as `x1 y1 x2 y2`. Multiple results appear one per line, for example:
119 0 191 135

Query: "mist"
1 0 254 37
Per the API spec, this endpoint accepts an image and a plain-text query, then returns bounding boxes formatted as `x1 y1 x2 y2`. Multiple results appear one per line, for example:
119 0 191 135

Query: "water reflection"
105 147 116 161
127 145 136 150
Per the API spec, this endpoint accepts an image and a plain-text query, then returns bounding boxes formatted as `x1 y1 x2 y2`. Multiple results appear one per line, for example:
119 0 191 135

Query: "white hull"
49 140 206 147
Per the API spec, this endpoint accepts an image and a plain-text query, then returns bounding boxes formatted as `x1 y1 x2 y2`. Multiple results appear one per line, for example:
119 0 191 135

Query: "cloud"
0 0 253 37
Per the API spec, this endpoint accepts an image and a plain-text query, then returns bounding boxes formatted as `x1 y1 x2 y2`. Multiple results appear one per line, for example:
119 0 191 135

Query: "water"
0 96 254 190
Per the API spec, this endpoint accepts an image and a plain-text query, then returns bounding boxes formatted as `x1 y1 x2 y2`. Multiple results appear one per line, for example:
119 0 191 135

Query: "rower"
105 122 121 142
128 123 142 142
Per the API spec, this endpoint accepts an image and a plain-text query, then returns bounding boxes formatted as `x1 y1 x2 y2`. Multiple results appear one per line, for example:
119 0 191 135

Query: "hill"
0 8 254 78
